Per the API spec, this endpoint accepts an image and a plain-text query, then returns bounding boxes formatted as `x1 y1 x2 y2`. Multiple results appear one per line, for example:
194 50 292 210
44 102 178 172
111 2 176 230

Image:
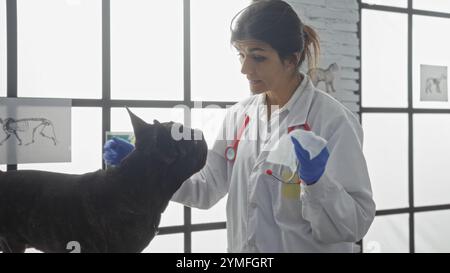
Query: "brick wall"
288 0 361 117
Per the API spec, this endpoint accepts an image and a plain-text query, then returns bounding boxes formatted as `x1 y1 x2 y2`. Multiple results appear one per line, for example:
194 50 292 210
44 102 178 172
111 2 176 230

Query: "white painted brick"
316 89 359 101
319 56 360 69
336 79 359 90
291 0 360 113
339 69 360 80
337 91 360 102
319 31 359 46
321 41 359 51
315 24 358 35
307 20 328 29
305 7 359 23
289 0 326 8
321 43 360 56
325 0 358 10
342 102 360 112
328 22 358 32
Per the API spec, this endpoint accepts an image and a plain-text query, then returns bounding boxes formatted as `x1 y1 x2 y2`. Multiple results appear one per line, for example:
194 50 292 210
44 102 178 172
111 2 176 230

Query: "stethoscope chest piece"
225 114 250 162
225 146 236 162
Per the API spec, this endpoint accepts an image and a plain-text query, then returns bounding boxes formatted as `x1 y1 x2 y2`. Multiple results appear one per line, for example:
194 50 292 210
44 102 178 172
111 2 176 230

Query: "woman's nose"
240 57 252 75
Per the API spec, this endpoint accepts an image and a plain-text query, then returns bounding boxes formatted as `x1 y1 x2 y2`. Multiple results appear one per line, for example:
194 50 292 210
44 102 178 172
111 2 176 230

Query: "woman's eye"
237 53 265 63
253 56 266 62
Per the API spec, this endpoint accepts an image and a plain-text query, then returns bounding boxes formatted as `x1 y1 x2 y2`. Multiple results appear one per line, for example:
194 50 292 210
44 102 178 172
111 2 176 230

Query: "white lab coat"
171 74 376 253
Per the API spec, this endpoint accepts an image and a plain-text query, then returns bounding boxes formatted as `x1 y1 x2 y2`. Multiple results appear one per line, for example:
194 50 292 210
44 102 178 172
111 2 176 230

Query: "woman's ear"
294 52 301 67
290 52 301 67
284 52 301 70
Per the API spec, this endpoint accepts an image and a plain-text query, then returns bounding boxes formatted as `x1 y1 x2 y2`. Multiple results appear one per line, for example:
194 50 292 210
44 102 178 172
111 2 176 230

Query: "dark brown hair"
230 0 320 71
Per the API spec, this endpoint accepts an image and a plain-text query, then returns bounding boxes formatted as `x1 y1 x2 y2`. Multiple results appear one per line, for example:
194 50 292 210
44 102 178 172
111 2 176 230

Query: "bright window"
362 1 450 253
110 0 183 101
414 114 450 206
412 15 450 109
192 229 227 253
361 9 407 108
415 210 450 253
362 113 409 210
190 0 250 102
17 0 102 99
364 214 409 253
414 0 450 14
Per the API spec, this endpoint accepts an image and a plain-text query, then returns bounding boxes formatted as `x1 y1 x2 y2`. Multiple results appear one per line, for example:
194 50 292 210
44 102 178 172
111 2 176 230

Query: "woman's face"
233 40 296 95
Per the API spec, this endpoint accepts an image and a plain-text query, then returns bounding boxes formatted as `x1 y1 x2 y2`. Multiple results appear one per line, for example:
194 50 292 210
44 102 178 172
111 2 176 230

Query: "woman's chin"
249 86 267 95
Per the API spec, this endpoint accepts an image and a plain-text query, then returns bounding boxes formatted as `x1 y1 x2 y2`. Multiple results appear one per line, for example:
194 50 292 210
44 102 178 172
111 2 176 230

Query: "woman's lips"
249 80 262 85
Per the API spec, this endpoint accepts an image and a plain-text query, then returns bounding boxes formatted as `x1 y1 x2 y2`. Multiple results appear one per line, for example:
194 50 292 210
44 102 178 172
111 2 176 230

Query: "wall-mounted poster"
420 64 448 102
0 98 71 164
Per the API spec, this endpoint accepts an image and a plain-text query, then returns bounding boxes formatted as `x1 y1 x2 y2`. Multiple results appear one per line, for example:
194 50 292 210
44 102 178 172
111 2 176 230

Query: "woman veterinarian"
104 0 375 253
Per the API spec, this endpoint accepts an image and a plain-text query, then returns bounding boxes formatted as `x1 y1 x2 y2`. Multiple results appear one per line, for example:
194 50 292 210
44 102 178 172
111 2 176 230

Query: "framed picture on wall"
0 98 71 164
420 64 448 102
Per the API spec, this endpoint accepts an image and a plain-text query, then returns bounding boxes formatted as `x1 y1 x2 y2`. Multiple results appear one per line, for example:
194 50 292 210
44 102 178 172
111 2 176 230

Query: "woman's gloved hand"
103 137 135 166
291 136 329 185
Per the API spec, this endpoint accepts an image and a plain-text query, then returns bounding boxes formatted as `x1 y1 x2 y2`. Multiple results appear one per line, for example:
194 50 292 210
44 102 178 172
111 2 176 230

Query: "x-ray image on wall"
0 98 71 164
420 64 448 102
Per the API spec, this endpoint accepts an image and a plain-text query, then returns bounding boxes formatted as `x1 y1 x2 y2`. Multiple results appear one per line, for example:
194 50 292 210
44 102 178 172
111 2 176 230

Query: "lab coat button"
249 202 257 209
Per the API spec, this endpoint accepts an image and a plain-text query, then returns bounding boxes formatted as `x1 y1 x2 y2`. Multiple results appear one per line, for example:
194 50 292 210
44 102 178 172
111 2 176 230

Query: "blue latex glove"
103 137 135 166
291 136 329 185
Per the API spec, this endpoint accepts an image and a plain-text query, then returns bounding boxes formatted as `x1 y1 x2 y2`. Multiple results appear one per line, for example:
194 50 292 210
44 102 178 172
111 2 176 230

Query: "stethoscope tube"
265 161 301 184
225 114 250 162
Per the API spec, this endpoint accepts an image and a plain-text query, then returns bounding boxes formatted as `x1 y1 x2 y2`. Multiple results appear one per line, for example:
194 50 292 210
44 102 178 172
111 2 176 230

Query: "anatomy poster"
420 64 448 102
0 98 71 164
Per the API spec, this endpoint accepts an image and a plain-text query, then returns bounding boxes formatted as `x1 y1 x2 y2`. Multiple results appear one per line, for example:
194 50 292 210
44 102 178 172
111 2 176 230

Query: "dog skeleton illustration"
425 74 447 94
308 63 339 93
0 118 57 146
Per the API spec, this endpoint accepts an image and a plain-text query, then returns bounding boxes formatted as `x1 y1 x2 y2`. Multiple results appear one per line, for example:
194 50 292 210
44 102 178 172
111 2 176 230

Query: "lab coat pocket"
281 181 301 200
264 163 301 200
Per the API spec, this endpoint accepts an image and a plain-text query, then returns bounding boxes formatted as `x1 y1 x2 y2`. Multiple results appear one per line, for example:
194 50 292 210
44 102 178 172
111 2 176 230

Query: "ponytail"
299 25 320 71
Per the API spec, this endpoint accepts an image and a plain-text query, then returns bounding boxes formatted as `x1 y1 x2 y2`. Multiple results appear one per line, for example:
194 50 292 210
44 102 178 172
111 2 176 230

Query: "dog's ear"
127 107 148 141
154 119 160 125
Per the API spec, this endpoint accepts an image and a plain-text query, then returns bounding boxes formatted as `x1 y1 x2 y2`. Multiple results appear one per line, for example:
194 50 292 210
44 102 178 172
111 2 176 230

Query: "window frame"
360 0 450 253
4 0 230 253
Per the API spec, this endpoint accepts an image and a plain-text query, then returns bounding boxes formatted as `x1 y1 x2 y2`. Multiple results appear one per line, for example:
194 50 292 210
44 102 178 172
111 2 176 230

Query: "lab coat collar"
251 73 315 168
257 72 315 128
285 73 315 128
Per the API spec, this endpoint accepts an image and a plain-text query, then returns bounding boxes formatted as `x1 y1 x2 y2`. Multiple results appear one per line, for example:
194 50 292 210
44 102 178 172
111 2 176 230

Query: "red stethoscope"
224 114 311 184
225 114 250 162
